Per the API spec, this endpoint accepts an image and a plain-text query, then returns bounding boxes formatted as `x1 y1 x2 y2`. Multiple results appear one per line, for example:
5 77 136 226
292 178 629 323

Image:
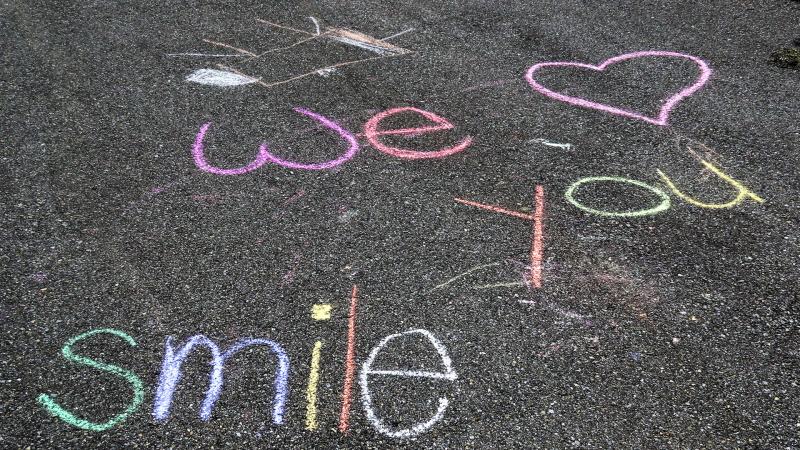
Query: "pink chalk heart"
525 51 712 126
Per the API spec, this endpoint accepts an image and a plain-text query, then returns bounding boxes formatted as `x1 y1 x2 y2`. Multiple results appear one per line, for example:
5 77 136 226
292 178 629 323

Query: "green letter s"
38 329 144 431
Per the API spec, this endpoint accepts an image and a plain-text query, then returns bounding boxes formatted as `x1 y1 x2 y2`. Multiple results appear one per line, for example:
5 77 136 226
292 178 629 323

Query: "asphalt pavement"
2 0 800 448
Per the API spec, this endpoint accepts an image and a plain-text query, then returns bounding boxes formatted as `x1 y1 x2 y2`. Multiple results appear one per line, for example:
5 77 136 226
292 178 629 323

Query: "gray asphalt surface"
2 0 800 448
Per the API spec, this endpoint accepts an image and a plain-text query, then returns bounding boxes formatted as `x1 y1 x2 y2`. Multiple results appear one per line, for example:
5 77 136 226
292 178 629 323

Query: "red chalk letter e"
364 107 472 159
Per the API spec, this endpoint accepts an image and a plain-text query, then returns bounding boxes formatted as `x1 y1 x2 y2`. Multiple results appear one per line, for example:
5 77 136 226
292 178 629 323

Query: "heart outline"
525 51 712 126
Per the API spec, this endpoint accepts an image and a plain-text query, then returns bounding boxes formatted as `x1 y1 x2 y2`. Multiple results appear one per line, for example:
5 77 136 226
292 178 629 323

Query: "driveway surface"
2 0 800 448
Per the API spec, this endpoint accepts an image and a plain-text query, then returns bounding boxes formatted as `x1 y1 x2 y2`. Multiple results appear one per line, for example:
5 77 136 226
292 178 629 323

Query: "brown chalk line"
204 19 415 89
215 64 268 87
256 18 317 36
254 52 416 89
245 34 326 62
202 39 256 56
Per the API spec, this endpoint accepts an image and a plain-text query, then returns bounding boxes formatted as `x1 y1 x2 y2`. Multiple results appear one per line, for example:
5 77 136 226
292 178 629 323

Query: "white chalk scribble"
529 138 573 151
185 69 260 86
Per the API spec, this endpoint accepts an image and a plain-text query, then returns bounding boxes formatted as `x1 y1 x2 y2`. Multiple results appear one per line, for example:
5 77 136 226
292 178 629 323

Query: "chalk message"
39 287 458 438
37 15 771 443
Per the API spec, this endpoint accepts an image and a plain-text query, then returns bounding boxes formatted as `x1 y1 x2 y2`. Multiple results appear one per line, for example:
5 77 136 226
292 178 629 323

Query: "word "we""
192 107 473 174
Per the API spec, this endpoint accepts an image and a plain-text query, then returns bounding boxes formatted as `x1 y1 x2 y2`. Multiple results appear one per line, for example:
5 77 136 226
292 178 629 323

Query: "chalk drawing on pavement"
360 329 457 438
657 160 764 208
185 68 261 86
177 18 414 89
454 185 545 288
41 298 461 440
365 107 473 159
529 138 573 151
38 329 145 431
192 108 359 175
525 51 712 126
428 262 502 293
305 341 323 430
311 304 332 321
191 107 469 176
339 285 358 433
153 336 289 424
564 176 671 217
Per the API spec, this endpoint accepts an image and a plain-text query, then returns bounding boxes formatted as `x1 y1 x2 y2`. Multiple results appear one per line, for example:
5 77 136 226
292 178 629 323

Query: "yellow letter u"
657 160 764 209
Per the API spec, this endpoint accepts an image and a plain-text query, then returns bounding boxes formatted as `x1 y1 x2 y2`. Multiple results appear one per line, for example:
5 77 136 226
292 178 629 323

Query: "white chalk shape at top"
360 329 458 439
186 69 259 86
